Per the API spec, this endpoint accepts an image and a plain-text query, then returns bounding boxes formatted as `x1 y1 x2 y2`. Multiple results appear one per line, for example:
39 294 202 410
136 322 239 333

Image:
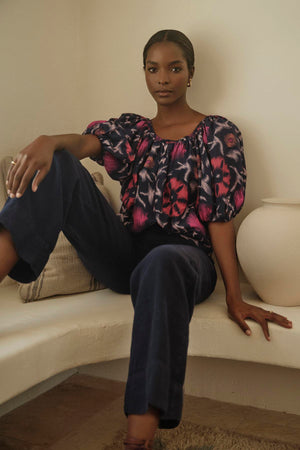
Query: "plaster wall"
0 0 299 219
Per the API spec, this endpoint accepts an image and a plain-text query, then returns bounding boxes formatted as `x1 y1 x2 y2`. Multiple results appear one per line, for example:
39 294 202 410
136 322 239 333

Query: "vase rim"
262 197 300 205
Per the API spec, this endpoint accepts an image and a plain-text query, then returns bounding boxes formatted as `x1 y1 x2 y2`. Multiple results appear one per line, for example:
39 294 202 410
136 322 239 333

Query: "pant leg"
124 244 217 429
0 150 135 293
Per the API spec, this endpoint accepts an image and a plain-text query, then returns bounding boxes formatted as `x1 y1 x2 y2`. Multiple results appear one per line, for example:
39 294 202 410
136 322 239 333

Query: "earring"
187 79 191 87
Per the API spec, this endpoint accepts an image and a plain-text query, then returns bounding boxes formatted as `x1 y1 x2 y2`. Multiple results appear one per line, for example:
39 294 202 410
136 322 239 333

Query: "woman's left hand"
227 299 293 341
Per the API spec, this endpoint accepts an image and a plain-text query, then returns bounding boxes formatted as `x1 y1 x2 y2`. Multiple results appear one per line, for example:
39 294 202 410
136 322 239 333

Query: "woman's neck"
153 101 199 126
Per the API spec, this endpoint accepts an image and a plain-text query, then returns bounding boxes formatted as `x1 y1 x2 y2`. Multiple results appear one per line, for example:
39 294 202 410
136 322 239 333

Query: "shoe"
123 435 154 449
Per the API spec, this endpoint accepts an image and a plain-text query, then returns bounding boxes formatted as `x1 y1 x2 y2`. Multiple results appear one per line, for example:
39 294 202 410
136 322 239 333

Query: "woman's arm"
208 220 293 341
49 133 101 160
6 133 101 199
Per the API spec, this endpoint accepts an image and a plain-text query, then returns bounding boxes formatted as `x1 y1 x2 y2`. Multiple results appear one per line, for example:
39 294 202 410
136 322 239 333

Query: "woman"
0 30 292 449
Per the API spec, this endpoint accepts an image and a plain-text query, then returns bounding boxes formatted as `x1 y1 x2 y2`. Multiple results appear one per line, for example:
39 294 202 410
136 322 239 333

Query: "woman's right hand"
6 135 56 199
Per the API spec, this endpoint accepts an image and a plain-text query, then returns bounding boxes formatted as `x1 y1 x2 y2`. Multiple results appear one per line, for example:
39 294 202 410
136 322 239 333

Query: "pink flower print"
122 174 137 209
137 138 150 157
198 203 213 222
171 142 186 160
132 206 148 232
103 153 120 174
162 177 188 217
203 126 210 145
211 157 230 197
186 211 206 234
224 133 237 148
87 120 106 130
136 120 147 130
144 156 155 169
234 188 244 210
125 141 135 162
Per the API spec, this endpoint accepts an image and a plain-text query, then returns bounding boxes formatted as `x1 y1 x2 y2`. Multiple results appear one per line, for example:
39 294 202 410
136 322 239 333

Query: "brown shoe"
123 435 154 449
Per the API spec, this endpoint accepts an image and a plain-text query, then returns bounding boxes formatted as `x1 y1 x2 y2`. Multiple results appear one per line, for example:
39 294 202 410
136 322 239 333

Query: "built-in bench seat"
1 280 299 417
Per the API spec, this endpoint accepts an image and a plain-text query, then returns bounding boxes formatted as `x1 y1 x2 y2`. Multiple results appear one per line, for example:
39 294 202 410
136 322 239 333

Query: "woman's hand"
227 299 293 341
6 133 101 199
207 220 293 341
6 135 55 199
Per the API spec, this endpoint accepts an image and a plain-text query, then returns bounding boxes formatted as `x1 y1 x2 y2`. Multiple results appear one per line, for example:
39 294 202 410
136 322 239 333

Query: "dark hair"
143 29 195 75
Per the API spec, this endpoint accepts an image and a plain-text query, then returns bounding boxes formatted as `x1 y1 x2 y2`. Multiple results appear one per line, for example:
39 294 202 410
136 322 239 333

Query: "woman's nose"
158 70 170 85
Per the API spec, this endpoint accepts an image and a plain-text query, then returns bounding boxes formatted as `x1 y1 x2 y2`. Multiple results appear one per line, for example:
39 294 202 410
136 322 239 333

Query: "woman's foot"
125 405 159 449
123 436 154 449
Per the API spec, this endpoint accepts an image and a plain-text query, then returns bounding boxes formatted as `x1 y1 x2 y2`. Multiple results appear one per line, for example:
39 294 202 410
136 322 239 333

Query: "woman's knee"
130 244 216 303
43 150 82 192
142 244 187 268
52 149 79 172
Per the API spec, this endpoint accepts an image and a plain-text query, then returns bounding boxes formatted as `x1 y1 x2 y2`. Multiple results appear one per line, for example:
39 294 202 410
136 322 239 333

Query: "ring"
11 161 17 166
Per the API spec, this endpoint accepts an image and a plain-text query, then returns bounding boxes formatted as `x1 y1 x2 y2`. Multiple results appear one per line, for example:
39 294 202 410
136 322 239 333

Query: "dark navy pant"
0 150 217 429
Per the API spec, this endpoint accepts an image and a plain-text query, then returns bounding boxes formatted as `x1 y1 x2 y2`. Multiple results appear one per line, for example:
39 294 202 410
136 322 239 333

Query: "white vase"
236 198 300 306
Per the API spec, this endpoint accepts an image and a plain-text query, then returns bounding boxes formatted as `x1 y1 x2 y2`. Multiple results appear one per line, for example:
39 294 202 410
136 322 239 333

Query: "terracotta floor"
0 374 299 449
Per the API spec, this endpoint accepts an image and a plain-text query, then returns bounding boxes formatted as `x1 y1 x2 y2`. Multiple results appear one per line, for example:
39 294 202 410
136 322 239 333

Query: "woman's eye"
171 67 182 73
148 67 157 73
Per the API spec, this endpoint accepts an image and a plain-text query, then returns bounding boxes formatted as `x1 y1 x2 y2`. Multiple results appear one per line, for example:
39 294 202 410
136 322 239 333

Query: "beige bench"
1 279 299 418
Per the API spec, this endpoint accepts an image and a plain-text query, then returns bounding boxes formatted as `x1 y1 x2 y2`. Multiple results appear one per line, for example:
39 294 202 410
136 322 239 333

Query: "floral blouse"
83 113 246 255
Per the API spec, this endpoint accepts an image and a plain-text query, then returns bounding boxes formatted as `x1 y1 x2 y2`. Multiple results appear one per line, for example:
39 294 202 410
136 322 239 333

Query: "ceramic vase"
236 198 300 306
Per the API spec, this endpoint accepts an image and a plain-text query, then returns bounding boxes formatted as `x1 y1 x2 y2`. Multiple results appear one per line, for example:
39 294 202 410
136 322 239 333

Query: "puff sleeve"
198 116 246 222
82 113 143 181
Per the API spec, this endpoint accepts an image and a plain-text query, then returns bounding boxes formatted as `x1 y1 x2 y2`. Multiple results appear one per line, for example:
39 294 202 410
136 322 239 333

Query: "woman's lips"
156 90 173 97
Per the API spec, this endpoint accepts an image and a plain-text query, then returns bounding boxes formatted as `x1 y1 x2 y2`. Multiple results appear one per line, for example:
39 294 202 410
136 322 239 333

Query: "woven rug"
103 420 298 450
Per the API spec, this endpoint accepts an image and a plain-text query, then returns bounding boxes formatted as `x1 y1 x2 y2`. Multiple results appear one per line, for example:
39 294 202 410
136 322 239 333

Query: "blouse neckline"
145 115 212 143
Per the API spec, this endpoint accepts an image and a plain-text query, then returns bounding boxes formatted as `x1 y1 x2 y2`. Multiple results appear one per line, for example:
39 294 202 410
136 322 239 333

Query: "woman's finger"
260 317 271 341
244 307 273 341
6 158 20 193
227 310 252 336
13 166 40 198
266 311 292 328
31 168 48 192
9 155 30 197
251 309 292 341
7 155 25 196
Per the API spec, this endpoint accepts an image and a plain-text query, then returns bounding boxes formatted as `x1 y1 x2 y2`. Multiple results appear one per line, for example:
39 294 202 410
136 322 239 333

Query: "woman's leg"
0 150 135 292
124 244 217 440
0 226 18 281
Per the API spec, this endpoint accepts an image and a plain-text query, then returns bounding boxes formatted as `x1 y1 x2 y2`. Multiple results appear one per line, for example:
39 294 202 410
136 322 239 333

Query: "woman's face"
144 41 192 107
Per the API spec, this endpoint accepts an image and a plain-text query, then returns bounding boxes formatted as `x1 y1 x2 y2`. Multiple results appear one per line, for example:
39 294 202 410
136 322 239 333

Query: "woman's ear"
187 67 195 87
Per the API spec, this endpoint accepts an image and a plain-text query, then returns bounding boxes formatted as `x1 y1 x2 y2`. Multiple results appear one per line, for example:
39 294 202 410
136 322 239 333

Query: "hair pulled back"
143 29 195 75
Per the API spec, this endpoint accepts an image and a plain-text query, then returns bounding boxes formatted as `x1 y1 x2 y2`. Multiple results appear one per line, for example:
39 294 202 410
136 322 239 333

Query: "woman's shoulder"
204 114 241 129
117 113 149 126
201 114 243 143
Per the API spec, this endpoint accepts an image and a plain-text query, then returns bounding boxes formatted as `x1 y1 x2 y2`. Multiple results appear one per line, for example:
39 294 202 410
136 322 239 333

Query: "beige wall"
0 0 82 152
1 0 299 221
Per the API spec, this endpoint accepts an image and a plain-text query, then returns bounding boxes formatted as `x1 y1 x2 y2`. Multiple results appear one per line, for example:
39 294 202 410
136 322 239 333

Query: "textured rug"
103 420 299 450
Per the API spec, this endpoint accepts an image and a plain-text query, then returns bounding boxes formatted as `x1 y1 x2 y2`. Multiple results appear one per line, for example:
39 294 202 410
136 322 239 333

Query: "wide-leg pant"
0 150 217 429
